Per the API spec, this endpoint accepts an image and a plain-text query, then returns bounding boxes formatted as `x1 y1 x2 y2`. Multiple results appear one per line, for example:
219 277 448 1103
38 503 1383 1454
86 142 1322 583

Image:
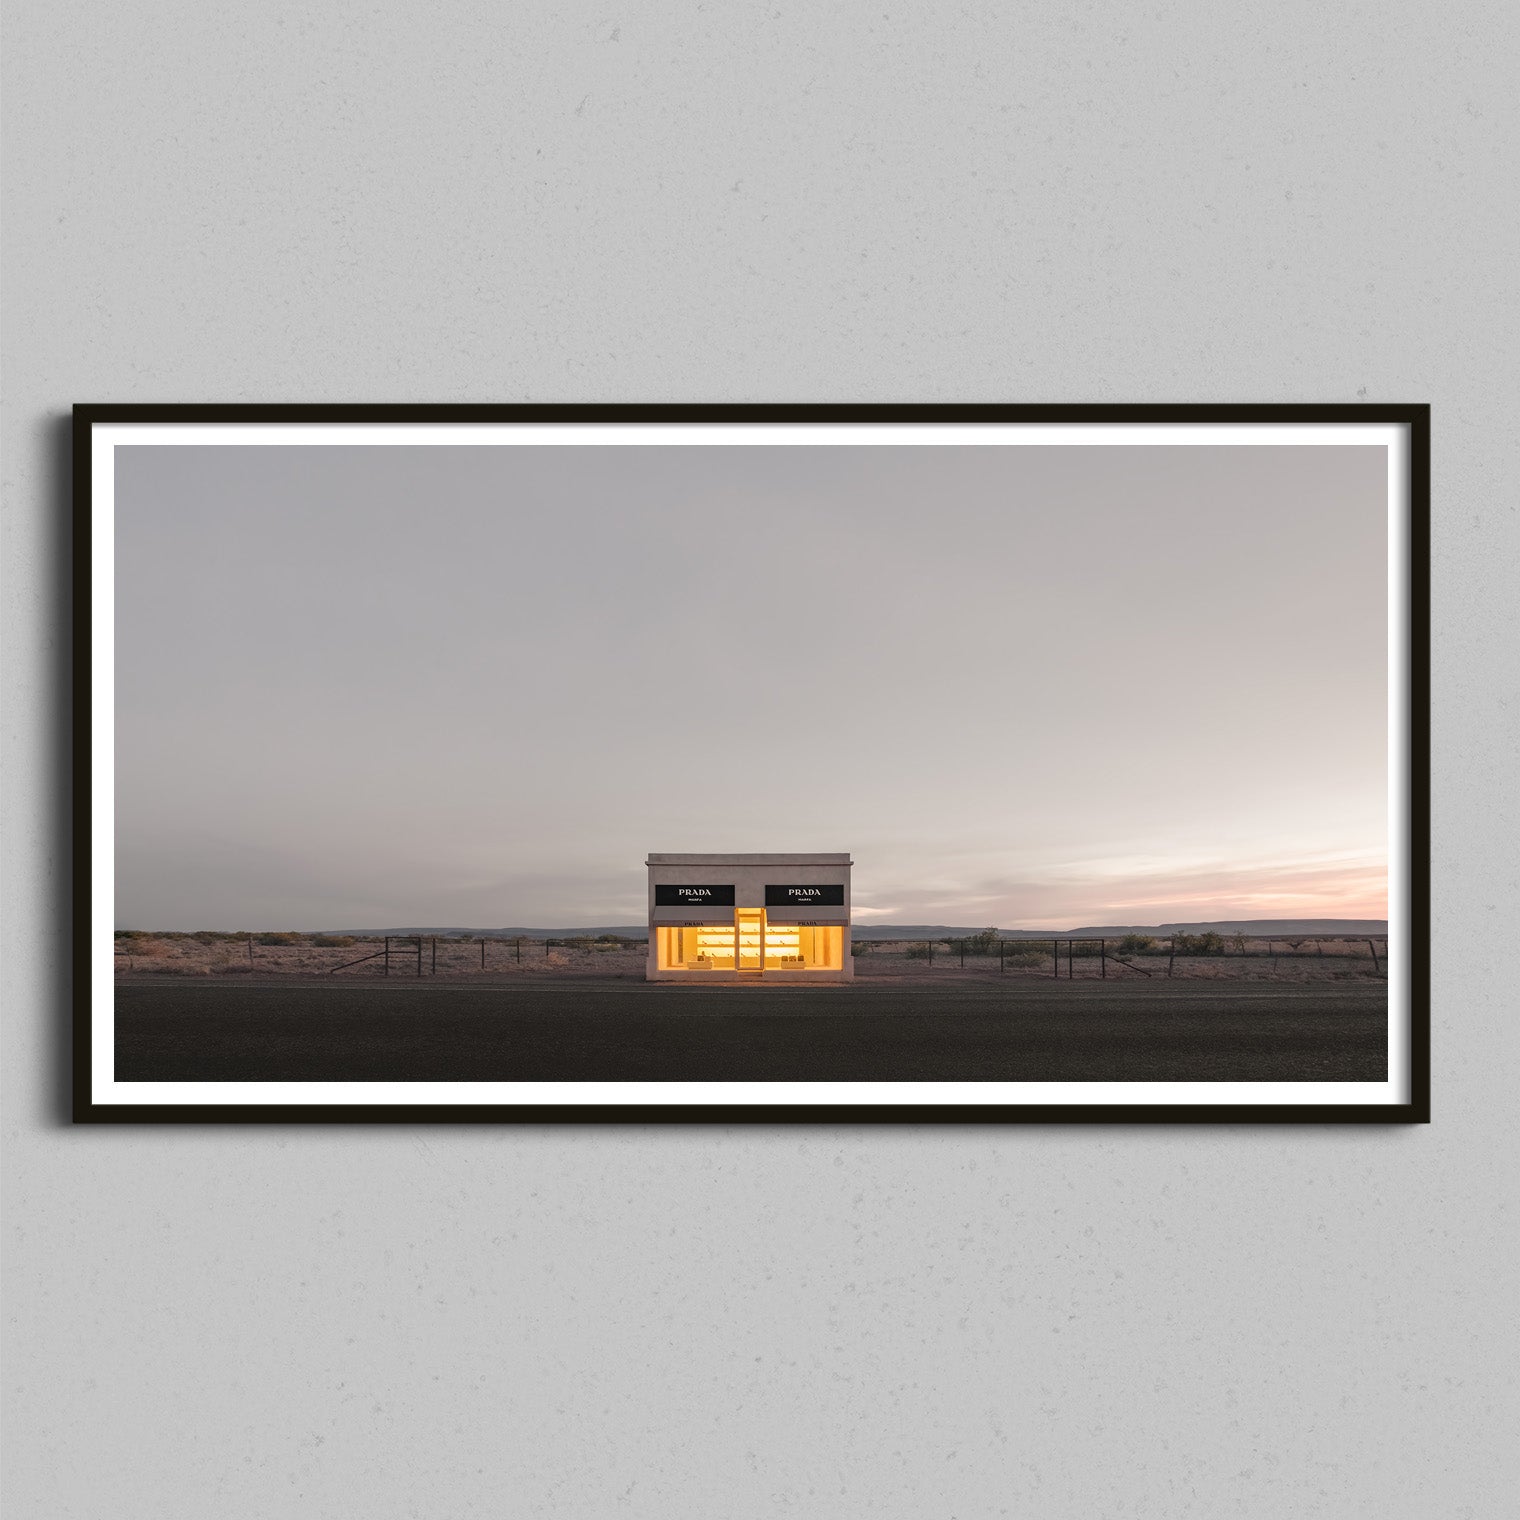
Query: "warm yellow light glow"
735 910 764 969
658 911 845 972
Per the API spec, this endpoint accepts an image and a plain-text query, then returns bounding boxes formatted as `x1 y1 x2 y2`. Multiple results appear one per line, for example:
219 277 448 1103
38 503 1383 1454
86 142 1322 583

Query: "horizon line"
117 915 1392 936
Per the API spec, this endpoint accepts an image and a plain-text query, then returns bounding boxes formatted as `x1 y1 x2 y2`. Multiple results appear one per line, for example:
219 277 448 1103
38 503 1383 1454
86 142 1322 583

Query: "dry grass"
113 935 649 978
851 938 1385 982
113 934 1385 982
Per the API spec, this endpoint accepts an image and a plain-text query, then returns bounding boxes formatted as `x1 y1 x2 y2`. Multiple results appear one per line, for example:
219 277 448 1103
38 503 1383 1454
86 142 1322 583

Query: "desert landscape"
102 442 1400 1096
113 930 1387 983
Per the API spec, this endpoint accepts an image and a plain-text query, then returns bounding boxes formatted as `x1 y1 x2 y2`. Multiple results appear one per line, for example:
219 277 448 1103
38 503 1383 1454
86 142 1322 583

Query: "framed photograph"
75 404 1429 1122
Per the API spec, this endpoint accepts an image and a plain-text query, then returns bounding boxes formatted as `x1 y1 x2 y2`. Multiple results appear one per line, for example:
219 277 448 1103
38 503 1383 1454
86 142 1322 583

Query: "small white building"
646 853 853 982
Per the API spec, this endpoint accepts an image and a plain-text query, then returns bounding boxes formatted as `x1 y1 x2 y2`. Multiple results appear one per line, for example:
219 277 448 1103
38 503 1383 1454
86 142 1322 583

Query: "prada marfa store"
647 853 852 982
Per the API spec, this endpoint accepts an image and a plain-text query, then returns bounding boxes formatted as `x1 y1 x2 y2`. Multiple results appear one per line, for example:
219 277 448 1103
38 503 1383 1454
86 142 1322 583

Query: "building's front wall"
646 854 852 982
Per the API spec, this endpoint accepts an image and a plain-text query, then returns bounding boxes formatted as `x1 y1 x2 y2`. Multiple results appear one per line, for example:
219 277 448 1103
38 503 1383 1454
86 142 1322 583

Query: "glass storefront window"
656 925 735 969
781 924 844 970
656 918 843 971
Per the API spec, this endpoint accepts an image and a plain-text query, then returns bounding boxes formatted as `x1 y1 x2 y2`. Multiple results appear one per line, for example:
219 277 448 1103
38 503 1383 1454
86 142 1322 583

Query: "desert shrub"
943 929 999 955
1172 931 1225 956
115 930 151 941
311 934 356 948
850 940 872 955
1006 949 1047 968
905 943 934 961
256 932 305 946
1118 934 1157 954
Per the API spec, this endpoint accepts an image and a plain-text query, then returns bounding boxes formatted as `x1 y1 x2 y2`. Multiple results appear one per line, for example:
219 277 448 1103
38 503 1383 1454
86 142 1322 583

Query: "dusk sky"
114 441 1389 929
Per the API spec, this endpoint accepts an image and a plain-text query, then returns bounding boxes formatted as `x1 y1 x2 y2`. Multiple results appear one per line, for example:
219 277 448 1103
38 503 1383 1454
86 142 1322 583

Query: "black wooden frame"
73 403 1431 1124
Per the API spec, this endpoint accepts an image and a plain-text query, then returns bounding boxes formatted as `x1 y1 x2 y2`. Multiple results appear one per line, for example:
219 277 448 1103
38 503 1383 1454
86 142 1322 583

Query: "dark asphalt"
115 978 1388 1083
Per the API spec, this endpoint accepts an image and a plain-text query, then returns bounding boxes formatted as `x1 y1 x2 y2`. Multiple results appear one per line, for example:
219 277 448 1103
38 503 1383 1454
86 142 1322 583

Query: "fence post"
1100 938 1106 979
959 940 965 969
1068 940 1073 979
384 936 390 976
516 937 521 963
432 936 437 975
1000 939 1005 975
1368 938 1381 974
480 937 486 970
1167 938 1175 978
247 935 254 967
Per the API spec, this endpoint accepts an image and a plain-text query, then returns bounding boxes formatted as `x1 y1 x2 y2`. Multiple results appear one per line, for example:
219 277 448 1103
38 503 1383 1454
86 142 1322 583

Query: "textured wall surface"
4 4 1516 1516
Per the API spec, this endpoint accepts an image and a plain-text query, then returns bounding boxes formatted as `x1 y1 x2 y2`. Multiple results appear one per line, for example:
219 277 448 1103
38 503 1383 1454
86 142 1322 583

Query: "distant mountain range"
852 919 1388 939
322 918 1387 940
322 927 650 939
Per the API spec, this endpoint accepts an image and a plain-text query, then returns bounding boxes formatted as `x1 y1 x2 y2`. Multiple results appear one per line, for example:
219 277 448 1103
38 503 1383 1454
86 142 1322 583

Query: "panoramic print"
76 407 1427 1120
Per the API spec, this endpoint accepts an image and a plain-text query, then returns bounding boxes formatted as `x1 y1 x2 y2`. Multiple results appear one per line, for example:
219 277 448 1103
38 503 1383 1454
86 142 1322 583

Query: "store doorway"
736 909 764 972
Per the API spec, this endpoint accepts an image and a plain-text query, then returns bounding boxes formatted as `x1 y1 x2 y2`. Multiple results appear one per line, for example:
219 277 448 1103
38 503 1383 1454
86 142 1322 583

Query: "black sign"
654 884 735 907
765 884 845 907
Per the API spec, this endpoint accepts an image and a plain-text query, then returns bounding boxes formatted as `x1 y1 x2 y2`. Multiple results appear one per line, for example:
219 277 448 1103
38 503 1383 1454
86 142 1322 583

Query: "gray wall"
4 4 1514 1516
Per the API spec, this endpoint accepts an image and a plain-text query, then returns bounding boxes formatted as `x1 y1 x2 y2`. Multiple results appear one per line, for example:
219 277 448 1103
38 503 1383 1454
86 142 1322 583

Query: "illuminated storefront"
647 854 852 982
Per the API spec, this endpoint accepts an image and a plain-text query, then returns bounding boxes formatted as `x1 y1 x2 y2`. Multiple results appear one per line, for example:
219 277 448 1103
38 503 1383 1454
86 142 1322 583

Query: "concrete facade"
646 853 853 982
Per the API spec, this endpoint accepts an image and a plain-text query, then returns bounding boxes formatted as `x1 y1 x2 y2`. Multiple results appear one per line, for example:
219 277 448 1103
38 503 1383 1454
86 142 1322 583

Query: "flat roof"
646 853 852 865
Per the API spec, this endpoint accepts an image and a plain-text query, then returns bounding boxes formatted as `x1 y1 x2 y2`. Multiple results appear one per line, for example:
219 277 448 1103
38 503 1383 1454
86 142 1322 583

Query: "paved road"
115 978 1388 1083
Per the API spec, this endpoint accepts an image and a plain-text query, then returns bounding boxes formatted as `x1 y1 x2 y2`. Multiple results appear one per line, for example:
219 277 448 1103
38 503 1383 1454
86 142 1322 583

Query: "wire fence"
852 935 1389 979
115 931 1387 980
112 933 649 977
